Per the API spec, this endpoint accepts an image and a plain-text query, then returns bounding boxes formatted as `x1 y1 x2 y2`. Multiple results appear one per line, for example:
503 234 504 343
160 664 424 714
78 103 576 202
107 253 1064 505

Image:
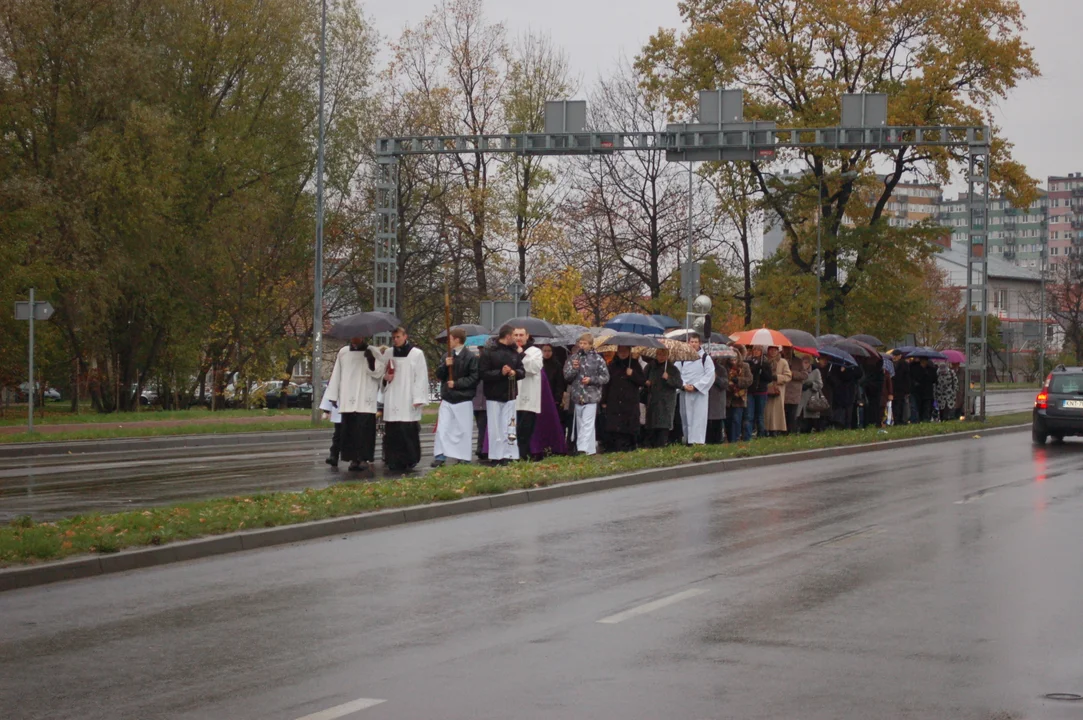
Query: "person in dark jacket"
911 357 937 422
827 363 861 429
432 328 481 466
744 346 775 440
891 351 911 425
643 349 683 448
603 345 647 452
479 326 525 463
861 360 885 428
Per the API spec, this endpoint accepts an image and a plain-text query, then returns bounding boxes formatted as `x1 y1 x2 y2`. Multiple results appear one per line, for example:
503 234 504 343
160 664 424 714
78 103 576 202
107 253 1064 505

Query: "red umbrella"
792 345 821 357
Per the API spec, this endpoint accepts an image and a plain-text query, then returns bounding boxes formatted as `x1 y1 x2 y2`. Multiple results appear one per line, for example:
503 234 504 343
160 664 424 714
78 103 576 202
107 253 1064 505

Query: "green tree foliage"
0 0 376 410
639 0 1041 333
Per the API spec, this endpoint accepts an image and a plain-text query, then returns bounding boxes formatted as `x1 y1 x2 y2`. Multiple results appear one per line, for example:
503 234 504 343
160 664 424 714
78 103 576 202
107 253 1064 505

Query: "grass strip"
0 412 1030 567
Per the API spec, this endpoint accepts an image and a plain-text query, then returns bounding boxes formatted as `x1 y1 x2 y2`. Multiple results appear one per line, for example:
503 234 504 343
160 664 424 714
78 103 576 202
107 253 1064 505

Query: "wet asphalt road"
0 391 1036 523
4 430 1083 719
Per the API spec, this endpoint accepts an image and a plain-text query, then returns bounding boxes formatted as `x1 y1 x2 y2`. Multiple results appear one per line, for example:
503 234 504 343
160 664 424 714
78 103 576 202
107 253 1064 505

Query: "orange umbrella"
729 328 793 348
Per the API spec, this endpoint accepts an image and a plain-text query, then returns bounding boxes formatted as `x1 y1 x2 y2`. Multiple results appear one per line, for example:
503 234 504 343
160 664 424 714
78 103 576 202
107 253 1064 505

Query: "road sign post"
14 289 55 434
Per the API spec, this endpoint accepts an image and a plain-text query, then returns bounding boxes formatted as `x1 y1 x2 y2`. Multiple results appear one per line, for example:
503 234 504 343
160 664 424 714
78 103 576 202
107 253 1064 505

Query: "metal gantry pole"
815 175 823 337
27 287 34 434
686 161 694 326
310 0 327 424
1039 247 1046 380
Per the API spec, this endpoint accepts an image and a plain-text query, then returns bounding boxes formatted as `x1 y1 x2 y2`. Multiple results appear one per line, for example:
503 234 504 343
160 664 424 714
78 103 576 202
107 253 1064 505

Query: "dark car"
1033 366 1083 444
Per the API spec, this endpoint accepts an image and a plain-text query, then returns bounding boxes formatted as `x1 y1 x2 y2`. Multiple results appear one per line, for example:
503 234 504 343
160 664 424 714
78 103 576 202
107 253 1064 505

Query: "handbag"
807 391 831 413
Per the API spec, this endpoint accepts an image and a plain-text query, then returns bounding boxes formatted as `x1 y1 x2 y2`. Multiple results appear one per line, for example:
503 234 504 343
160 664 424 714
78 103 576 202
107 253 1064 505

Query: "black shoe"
431 458 445 468
325 455 339 467
348 461 367 472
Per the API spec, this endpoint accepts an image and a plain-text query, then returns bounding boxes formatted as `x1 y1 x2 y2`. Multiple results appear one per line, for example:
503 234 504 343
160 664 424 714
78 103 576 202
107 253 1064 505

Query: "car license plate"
1063 400 1083 409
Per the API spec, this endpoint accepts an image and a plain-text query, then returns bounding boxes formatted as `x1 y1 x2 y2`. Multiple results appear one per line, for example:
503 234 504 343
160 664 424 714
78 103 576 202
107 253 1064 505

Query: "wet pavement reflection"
3 432 1083 719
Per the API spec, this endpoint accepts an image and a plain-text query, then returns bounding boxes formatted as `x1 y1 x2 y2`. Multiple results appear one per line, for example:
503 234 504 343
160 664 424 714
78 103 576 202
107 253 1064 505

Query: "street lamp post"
310 0 327 424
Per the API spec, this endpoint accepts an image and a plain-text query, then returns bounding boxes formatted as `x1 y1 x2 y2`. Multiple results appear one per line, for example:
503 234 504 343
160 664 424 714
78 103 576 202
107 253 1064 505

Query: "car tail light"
1036 391 1048 410
1043 373 1053 389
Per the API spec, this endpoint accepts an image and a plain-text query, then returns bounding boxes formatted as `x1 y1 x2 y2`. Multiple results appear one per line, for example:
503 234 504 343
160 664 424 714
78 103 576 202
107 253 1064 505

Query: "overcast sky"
371 0 1083 186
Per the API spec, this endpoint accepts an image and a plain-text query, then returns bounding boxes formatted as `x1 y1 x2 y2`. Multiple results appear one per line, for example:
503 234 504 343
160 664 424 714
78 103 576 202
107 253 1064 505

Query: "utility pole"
310 0 327 424
27 287 34 433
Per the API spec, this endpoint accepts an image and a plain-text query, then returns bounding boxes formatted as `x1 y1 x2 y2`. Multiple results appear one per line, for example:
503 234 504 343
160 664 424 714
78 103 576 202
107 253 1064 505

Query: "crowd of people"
317 323 969 471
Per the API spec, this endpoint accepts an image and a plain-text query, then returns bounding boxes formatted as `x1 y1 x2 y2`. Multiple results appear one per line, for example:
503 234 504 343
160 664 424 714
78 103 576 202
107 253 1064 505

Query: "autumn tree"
503 32 576 287
579 59 718 311
639 0 1041 333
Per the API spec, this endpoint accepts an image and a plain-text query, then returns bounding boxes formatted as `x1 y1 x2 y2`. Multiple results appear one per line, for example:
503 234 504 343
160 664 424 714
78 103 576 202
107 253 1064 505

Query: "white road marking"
294 698 387 720
597 588 708 624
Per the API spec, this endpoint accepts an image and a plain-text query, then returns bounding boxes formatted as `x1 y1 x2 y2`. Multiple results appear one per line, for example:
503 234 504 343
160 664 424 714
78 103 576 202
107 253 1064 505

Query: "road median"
0 413 1030 592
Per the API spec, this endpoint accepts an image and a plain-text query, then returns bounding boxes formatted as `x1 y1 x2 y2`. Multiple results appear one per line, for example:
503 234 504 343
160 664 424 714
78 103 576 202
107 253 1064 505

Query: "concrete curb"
0 424 1028 593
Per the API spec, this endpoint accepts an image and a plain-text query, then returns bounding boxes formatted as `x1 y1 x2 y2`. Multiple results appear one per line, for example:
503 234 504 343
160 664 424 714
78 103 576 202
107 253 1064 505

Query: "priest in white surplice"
380 326 430 471
323 338 386 471
676 333 715 445
432 328 480 466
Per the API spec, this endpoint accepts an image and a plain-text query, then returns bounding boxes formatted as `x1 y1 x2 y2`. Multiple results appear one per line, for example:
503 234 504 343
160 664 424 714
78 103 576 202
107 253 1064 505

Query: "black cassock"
383 421 421 470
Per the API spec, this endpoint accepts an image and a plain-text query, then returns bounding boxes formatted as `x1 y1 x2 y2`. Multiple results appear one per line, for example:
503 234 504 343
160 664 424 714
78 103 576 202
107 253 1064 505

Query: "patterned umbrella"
730 328 793 348
638 338 701 362
881 352 896 376
706 343 738 359
664 328 727 343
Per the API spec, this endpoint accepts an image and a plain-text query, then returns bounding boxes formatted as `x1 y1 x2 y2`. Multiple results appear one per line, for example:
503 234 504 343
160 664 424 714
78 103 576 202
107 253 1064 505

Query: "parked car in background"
17 383 61 402
263 381 312 409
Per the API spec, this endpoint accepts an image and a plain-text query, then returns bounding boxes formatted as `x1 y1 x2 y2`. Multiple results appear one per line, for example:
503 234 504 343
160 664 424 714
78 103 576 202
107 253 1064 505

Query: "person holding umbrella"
781 347 807 435
764 346 792 436
602 343 647 452
563 333 609 455
911 356 937 422
643 347 683 448
323 336 385 471
935 359 960 422
725 347 753 442
675 333 715 445
744 346 775 440
431 328 480 467
380 327 430 472
891 350 912 425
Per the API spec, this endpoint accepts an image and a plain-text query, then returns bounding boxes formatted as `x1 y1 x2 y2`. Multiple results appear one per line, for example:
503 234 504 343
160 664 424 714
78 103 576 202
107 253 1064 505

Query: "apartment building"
936 191 1049 270
1047 173 1083 264
761 178 943 259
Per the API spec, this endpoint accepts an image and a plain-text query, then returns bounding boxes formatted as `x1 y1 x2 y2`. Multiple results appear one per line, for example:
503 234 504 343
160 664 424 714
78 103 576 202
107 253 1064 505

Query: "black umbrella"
598 332 665 349
328 311 401 340
850 333 884 347
832 339 875 358
494 316 559 339
818 346 858 367
435 324 490 343
781 329 818 348
817 333 847 346
908 347 947 360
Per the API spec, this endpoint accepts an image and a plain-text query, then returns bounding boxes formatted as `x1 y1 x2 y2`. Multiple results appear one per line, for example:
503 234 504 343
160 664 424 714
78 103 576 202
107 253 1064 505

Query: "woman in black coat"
827 364 862 430
602 346 647 452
